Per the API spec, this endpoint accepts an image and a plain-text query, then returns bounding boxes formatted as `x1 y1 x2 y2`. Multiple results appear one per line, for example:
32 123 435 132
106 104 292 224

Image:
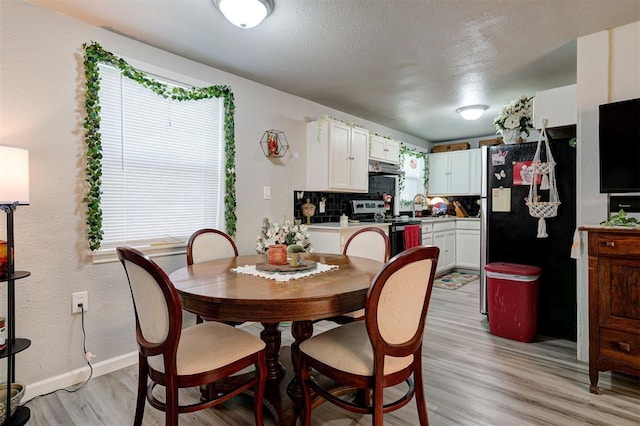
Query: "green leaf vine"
398 144 429 200
82 41 237 251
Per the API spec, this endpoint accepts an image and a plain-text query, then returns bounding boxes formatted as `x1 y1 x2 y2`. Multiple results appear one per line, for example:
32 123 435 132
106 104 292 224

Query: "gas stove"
350 199 385 217
350 199 421 225
350 199 422 257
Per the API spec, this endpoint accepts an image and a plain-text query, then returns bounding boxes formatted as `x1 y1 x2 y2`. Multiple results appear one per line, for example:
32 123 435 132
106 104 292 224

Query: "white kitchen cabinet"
469 148 481 195
428 149 478 196
455 220 480 270
369 135 400 164
421 222 433 247
308 223 389 254
533 84 577 130
433 221 456 274
307 119 369 192
426 153 450 195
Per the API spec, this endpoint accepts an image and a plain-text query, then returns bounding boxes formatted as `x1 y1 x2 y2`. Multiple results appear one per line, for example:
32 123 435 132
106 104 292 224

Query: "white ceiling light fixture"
213 0 274 29
456 104 489 121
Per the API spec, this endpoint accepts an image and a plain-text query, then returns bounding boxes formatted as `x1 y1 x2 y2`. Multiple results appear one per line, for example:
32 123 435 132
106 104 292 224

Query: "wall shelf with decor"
260 129 289 158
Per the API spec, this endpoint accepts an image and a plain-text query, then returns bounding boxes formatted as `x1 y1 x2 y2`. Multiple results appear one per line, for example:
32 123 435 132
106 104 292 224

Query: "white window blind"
98 64 223 250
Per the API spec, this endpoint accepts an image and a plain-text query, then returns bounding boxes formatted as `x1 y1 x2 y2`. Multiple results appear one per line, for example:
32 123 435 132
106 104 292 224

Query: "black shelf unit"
1 271 31 426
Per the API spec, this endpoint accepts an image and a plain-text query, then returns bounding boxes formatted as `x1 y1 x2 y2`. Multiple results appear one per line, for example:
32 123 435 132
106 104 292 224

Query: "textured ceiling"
26 0 640 142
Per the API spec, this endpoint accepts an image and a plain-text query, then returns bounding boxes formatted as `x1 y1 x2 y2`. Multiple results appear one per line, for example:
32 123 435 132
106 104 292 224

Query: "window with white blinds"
400 154 425 206
97 64 223 250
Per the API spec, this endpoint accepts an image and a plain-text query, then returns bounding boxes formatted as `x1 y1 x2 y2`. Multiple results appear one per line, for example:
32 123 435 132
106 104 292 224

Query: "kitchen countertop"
418 216 479 223
306 222 390 230
307 217 479 230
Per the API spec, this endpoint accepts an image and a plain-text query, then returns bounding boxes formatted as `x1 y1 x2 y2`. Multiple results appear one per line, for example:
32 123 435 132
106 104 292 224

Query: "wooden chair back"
117 246 266 426
187 228 238 265
299 245 440 426
343 226 390 263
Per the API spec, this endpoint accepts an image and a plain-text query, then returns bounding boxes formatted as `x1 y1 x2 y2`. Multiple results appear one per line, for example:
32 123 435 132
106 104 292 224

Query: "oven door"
389 223 422 257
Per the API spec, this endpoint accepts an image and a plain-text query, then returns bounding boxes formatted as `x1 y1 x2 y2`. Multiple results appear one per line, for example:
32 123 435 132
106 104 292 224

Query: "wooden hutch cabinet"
583 227 640 394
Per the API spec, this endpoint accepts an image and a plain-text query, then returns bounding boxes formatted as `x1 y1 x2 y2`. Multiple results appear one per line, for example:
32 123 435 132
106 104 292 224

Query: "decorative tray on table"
255 260 318 273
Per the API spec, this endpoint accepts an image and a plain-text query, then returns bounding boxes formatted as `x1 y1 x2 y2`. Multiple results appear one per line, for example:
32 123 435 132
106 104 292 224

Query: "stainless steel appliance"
479 142 577 340
350 200 422 257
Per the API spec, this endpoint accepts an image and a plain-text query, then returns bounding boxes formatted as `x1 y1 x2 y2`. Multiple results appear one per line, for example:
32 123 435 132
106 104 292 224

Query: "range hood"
368 160 403 176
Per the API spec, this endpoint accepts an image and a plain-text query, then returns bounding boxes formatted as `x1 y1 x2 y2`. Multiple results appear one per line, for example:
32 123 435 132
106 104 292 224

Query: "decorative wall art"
513 161 542 186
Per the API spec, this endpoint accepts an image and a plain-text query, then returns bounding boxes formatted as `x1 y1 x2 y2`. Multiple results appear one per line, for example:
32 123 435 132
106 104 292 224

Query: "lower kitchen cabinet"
433 221 456 274
421 222 433 247
422 218 480 275
308 223 389 255
455 220 480 269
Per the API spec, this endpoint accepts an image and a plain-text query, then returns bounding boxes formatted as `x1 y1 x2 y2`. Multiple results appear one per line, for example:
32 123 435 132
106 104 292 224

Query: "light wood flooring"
23 279 639 425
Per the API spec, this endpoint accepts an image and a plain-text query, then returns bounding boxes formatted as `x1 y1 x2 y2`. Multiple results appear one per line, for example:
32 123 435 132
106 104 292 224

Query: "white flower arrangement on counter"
494 95 534 137
256 218 313 254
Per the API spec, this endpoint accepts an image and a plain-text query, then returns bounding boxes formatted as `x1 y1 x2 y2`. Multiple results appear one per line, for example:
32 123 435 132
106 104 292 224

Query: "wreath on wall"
82 41 237 251
398 144 429 207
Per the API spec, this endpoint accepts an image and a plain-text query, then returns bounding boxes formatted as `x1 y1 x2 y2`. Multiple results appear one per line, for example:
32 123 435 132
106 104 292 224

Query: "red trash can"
485 262 542 343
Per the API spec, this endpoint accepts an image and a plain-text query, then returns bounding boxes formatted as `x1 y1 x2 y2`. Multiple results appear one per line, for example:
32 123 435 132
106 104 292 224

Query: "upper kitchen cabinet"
369 134 400 164
533 84 577 139
307 119 369 192
469 148 481 195
428 149 480 196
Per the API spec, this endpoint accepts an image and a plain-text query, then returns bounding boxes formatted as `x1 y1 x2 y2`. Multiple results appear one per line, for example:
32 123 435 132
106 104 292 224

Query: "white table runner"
231 263 338 282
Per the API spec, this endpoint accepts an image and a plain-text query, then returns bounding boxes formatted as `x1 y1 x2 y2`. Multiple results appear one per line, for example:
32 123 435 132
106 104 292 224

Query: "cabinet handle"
617 341 631 352
604 241 615 248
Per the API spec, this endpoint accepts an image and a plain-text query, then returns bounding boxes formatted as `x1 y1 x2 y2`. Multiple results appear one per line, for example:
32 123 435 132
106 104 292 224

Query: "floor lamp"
0 144 30 422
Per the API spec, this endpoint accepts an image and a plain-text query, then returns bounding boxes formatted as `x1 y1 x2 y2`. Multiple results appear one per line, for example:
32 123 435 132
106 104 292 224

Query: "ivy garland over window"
82 41 237 251
398 143 429 203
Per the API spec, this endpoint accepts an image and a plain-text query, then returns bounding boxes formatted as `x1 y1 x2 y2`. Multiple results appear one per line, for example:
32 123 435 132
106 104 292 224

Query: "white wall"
575 21 640 361
0 0 428 394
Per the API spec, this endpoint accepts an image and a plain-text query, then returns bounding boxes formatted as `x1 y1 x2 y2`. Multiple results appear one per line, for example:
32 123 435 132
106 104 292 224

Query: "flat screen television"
599 97 640 193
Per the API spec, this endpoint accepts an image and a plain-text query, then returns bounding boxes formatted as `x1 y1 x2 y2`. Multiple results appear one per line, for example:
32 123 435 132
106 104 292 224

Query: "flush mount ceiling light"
456 104 489 120
213 0 274 29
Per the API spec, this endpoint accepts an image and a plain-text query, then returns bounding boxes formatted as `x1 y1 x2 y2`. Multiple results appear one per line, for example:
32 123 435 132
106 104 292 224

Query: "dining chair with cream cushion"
117 247 267 426
299 245 439 426
187 228 239 324
330 226 390 323
187 228 239 266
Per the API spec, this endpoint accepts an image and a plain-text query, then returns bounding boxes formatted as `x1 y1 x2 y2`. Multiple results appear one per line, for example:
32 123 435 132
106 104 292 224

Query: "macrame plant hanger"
525 119 561 238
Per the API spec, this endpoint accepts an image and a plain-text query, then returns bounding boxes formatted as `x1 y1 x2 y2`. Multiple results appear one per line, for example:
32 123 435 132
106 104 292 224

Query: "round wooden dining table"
168 252 383 425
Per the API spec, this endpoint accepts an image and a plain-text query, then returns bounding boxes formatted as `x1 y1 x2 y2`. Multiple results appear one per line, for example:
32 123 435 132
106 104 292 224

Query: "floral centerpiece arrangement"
256 218 313 254
494 95 534 144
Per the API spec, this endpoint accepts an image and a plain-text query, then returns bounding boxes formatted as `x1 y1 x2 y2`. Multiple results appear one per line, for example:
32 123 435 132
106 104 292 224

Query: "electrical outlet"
72 291 88 314
263 186 271 200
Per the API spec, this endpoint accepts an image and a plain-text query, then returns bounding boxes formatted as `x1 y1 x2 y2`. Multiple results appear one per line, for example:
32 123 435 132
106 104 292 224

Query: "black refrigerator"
479 140 577 341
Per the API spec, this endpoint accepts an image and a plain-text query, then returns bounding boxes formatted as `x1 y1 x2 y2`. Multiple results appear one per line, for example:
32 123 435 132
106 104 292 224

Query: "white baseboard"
23 351 138 402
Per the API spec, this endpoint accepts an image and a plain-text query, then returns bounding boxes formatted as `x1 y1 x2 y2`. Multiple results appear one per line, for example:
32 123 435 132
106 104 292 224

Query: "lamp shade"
0 145 30 205
215 0 273 28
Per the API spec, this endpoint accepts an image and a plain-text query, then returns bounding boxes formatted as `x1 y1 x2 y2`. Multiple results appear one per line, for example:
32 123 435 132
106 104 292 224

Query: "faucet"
412 194 426 218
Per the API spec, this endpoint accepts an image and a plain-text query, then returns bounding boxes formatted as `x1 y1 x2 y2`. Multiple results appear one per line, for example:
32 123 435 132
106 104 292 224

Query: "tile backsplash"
445 196 481 217
292 179 480 223
294 176 396 223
